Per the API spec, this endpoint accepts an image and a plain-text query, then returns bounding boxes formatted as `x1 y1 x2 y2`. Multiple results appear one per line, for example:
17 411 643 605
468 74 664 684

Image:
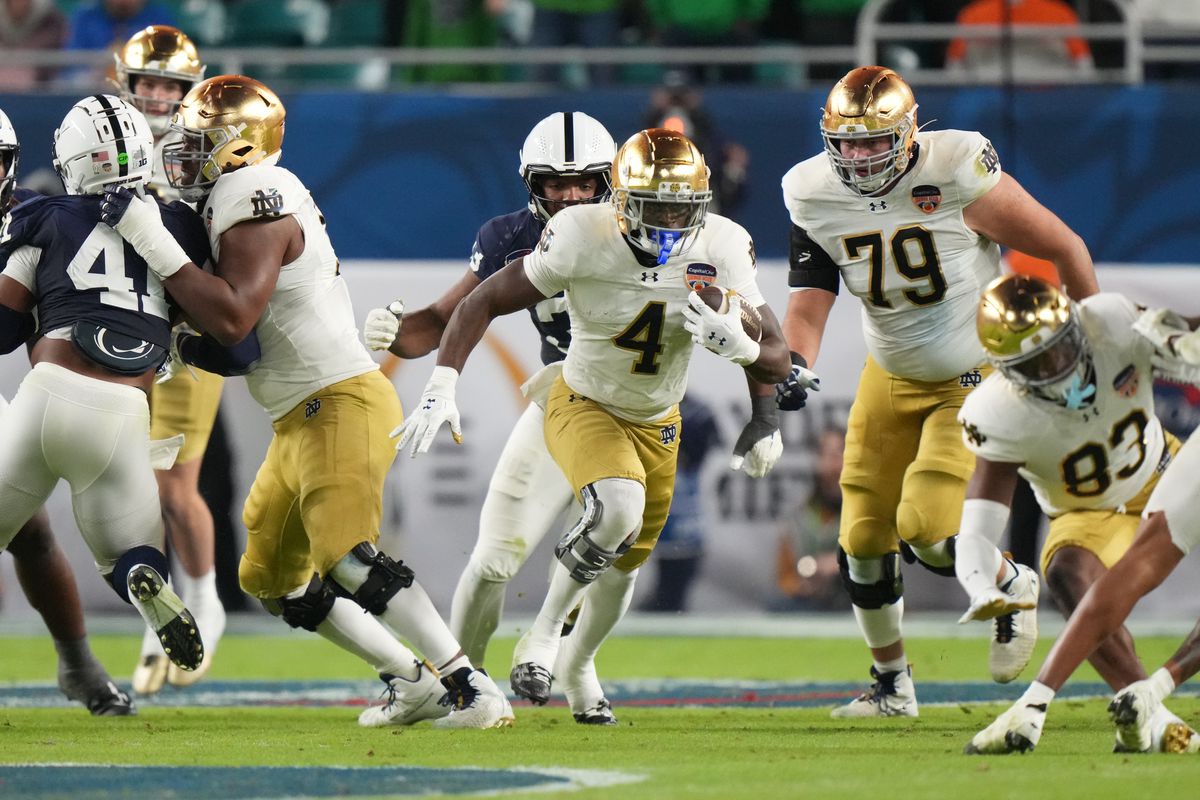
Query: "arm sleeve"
178 330 261 376
788 224 840 294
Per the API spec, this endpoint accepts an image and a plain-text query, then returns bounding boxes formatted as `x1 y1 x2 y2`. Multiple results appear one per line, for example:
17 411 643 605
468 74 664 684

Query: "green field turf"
1 632 1197 799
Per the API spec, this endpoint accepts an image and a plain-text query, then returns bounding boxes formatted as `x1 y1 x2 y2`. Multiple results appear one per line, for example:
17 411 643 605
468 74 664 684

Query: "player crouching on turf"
99 74 511 729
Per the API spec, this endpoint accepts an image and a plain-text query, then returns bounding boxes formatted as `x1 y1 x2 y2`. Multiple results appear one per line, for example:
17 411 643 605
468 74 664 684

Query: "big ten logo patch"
659 422 678 446
251 188 285 218
305 398 322 419
959 369 983 389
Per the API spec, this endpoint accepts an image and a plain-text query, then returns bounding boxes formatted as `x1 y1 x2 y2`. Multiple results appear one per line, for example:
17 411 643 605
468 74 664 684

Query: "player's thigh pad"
240 433 316 597
543 376 680 572
896 404 975 549
475 402 576 580
150 368 224 463
1146 431 1200 556
1041 509 1140 577
291 372 402 575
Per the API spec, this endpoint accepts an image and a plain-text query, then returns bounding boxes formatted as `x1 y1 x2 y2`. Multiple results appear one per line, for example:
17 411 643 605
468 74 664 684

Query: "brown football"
696 284 763 342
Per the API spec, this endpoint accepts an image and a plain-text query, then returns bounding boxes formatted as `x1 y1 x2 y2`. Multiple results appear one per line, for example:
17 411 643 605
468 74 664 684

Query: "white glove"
364 300 403 351
682 291 760 366
391 365 462 457
1133 307 1190 358
730 430 783 478
100 186 190 279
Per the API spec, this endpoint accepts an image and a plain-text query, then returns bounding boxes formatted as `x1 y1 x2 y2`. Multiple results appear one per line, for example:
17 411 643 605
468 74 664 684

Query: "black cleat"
573 697 617 726
510 662 552 706
85 682 136 717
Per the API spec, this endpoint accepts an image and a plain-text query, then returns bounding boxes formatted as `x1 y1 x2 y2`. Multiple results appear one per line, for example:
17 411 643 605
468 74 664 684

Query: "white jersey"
524 204 763 422
147 134 181 204
202 165 378 420
783 129 1004 382
958 293 1167 516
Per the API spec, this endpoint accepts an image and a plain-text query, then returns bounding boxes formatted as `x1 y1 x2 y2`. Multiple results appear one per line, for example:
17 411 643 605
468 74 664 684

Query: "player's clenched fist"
363 300 403 351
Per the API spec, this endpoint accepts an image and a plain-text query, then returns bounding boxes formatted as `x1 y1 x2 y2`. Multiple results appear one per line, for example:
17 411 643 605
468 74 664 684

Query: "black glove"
99 185 139 228
730 394 782 478
776 351 821 411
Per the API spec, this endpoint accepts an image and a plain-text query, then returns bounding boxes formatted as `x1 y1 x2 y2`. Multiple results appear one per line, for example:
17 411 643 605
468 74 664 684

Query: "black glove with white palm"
730 394 783 478
775 351 821 411
99 185 190 280
682 291 761 366
391 366 463 457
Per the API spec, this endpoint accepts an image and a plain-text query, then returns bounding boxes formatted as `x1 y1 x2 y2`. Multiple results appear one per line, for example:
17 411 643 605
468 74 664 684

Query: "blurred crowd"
3 0 1200 92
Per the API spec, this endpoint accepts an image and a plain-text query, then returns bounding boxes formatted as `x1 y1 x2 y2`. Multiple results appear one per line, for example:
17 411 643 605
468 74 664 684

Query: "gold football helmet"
114 25 205 136
612 128 711 264
822 66 917 195
978 274 1093 405
163 75 285 202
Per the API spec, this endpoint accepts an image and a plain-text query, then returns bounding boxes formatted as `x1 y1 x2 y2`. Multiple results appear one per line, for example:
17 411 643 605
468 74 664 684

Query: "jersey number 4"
67 224 169 320
844 226 946 308
613 301 665 375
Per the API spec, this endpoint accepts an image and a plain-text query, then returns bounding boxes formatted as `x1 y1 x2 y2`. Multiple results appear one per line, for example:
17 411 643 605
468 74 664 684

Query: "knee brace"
328 541 415 615
262 574 336 632
900 536 958 578
837 548 903 609
554 484 634 584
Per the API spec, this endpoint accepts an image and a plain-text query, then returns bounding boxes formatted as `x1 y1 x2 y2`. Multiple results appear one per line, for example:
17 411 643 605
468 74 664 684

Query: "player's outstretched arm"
393 260 548 457
963 173 1098 300
384 271 482 359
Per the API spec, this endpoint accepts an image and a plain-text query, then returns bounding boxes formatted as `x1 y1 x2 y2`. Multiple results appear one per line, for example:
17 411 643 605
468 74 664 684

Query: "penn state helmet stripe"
92 94 128 178
563 111 574 165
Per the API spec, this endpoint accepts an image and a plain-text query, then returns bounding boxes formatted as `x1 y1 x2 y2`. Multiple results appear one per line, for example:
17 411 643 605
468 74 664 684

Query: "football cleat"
965 700 1046 754
358 663 449 728
1110 687 1200 754
132 651 169 695
510 661 553 706
573 698 618 726
831 666 918 718
59 664 136 717
432 667 514 729
126 565 204 672
83 681 137 717
989 565 1040 684
167 595 226 687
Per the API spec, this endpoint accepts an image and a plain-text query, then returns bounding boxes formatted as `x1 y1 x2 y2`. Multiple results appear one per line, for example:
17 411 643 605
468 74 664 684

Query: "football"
695 284 763 342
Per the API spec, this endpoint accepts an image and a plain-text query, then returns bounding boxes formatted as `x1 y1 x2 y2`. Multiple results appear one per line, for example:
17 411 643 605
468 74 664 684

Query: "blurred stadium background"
2 0 1200 629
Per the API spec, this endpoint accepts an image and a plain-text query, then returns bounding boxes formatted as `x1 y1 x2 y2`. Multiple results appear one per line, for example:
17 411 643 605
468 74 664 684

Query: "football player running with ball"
396 128 792 718
778 66 1099 717
958 275 1197 753
101 75 511 729
113 23 229 697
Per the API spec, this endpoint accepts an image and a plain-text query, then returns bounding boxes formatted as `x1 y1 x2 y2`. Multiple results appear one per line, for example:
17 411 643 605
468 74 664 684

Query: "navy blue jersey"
0 194 210 349
470 208 571 365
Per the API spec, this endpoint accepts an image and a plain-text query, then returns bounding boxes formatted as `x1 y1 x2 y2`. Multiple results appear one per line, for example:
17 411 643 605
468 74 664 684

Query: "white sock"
527 560 592 646
875 654 908 675
373 580 463 670
315 597 420 680
449 562 506 666
560 567 638 669
852 599 904 649
1147 666 1177 703
955 534 1004 598
1021 680 1056 707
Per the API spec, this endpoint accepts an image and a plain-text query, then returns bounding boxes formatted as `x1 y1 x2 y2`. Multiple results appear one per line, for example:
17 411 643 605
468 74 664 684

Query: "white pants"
471 401 576 580
1146 431 1200 556
0 362 163 573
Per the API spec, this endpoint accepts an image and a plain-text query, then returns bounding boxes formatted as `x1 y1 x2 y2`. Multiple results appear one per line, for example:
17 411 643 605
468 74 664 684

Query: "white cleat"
432 668 515 729
965 699 1047 754
989 565 1039 684
168 598 226 687
358 662 449 728
831 666 918 718
132 625 168 696
1110 685 1200 754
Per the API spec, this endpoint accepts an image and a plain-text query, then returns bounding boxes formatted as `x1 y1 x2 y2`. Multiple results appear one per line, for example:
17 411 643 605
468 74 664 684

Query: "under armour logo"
421 398 436 411
868 200 888 212
959 369 983 388
962 422 986 447
709 332 727 347
640 271 659 282
305 398 322 418
659 423 678 446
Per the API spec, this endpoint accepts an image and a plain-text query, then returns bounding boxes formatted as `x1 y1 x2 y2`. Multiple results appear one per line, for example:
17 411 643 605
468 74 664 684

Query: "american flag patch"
91 151 109 162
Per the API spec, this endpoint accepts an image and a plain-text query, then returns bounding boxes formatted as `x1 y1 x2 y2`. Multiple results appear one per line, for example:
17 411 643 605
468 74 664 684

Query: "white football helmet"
0 106 18 209
519 111 616 222
53 95 154 196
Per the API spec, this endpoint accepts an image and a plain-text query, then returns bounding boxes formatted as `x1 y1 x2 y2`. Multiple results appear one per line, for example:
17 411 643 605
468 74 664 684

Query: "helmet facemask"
123 74 192 136
822 118 915 195
615 186 710 265
163 123 278 202
994 307 1096 409
0 142 17 210
519 111 616 222
821 66 918 196
524 166 613 222
114 25 206 138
